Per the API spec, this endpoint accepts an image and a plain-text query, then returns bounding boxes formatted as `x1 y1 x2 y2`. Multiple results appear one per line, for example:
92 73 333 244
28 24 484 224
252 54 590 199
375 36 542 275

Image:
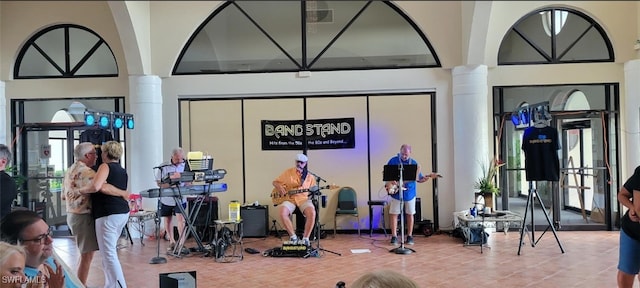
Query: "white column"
0 81 6 145
624 60 640 173
128 75 163 210
452 65 489 212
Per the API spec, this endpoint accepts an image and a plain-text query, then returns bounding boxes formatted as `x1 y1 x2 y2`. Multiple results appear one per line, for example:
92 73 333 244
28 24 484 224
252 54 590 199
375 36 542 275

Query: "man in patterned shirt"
62 142 127 285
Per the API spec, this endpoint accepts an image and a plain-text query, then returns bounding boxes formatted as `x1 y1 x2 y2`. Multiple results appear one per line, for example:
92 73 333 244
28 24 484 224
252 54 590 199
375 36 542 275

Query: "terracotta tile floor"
53 230 620 287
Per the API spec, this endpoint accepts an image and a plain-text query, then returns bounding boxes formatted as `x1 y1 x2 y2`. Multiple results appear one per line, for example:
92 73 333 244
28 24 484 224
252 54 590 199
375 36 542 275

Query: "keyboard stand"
169 188 208 257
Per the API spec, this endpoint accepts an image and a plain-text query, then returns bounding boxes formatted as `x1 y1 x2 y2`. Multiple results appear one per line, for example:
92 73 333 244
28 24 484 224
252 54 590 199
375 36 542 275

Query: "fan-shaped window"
174 0 440 74
14 24 118 79
498 7 613 65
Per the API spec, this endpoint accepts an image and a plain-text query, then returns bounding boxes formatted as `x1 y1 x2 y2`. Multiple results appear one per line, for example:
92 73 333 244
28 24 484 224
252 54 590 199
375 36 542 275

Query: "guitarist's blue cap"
296 153 308 162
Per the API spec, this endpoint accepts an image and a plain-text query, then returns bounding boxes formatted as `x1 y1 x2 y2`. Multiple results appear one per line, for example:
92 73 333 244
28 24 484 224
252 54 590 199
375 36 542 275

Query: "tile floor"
53 230 620 288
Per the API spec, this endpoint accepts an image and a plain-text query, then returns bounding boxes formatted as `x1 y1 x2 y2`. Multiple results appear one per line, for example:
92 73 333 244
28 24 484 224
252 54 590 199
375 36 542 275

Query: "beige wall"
1 0 638 228
179 94 433 231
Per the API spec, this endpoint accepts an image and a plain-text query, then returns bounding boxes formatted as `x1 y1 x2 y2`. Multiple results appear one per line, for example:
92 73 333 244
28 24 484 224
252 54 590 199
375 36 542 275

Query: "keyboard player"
155 147 189 252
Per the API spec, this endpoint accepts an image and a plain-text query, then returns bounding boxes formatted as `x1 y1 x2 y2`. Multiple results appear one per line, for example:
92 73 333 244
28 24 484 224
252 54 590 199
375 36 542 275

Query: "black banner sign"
262 118 355 150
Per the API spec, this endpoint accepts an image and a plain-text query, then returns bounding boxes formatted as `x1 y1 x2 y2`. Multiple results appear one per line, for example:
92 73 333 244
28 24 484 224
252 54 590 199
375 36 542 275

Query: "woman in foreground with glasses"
0 210 81 288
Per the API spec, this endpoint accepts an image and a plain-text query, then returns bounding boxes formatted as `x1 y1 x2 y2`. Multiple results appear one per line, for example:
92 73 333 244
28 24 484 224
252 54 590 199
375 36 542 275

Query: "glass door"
16 125 84 226
557 114 608 229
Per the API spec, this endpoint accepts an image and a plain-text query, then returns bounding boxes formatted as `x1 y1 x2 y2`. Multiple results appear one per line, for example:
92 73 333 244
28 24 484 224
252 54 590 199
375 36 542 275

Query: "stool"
213 219 243 263
367 200 387 237
127 210 156 245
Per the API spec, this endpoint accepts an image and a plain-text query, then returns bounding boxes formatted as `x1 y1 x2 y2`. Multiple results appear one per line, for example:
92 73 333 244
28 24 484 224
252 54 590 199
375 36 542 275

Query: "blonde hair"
351 270 419 288
0 241 26 266
101 141 123 161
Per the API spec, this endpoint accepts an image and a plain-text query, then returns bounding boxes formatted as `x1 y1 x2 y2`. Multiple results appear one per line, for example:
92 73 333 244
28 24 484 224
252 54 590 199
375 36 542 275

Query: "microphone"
153 160 185 170
153 163 170 170
308 171 326 183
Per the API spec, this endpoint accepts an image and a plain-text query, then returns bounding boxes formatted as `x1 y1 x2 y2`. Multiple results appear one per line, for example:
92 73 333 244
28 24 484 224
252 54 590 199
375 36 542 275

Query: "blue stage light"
113 117 124 129
511 114 520 126
84 113 95 126
519 110 529 125
124 114 135 129
99 115 110 128
126 116 134 129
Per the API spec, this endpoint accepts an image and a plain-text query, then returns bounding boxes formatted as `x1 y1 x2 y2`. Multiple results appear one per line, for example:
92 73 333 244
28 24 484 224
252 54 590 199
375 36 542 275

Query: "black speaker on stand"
240 205 269 238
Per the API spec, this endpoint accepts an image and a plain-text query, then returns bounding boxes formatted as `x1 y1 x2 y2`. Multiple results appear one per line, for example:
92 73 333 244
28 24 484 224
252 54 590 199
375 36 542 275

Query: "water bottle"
229 200 240 221
470 207 477 218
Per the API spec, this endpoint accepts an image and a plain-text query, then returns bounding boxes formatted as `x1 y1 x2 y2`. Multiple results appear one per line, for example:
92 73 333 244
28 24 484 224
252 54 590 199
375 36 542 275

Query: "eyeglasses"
296 161 306 164
86 151 97 156
20 227 53 245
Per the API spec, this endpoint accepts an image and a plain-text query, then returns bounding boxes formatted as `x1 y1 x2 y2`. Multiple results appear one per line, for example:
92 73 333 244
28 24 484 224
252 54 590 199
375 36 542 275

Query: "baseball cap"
296 153 308 162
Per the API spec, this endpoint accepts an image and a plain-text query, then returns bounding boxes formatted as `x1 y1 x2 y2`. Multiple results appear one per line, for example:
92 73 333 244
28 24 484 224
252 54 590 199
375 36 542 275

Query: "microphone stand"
306 174 341 258
150 198 167 264
390 156 415 255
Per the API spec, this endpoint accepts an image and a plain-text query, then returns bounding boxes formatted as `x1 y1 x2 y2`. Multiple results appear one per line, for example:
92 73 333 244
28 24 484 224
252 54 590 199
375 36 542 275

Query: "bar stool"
213 219 243 262
367 200 388 237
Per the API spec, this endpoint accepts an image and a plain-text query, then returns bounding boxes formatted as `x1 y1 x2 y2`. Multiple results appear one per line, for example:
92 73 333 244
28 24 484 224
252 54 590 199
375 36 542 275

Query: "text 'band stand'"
383 164 417 255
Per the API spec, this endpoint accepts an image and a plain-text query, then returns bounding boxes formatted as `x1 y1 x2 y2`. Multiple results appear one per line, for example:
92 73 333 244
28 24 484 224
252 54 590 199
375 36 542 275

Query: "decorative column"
128 75 163 210
452 65 489 212
0 81 6 145
624 60 640 173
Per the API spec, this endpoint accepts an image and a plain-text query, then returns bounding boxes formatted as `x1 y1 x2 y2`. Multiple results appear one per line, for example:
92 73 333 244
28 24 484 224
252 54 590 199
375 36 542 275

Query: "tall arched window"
14 24 118 79
498 7 613 65
174 1 440 74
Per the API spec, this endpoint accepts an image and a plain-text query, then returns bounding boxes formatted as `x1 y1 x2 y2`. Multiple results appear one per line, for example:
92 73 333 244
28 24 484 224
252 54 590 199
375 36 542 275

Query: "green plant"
6 165 27 192
474 158 505 195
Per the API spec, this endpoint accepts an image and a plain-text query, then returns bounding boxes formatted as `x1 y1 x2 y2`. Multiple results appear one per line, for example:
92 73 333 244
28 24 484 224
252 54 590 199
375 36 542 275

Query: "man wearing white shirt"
155 147 187 251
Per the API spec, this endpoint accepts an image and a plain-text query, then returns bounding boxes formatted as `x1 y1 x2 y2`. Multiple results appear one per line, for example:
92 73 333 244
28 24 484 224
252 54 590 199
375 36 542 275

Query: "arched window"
14 24 118 79
498 7 613 65
174 1 440 74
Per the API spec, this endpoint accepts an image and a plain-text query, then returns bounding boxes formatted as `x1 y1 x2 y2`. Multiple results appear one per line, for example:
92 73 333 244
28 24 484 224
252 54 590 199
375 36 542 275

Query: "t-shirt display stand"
518 108 565 255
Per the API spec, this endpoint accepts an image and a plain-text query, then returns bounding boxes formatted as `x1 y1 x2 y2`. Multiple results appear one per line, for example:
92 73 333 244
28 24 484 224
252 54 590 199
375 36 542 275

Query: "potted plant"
473 158 505 210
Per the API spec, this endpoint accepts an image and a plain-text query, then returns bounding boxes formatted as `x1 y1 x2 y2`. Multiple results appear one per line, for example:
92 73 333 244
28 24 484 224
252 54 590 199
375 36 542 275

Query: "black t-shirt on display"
621 166 640 241
522 125 560 181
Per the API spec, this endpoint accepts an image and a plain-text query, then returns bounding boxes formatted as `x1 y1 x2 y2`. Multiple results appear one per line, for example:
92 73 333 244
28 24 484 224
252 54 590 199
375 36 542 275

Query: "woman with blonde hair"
0 241 27 288
350 270 419 288
79 141 129 288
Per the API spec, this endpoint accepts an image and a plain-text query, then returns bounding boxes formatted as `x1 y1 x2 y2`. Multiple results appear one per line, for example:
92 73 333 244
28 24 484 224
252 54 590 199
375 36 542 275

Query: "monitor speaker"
415 197 422 221
188 196 218 227
240 205 269 238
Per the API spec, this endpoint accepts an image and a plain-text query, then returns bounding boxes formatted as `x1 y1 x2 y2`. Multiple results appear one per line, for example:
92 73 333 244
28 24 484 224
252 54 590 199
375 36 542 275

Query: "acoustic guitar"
271 184 339 205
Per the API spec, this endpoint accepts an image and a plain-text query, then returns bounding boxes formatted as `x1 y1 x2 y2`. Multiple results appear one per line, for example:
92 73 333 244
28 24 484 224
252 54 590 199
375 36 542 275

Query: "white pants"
95 213 129 288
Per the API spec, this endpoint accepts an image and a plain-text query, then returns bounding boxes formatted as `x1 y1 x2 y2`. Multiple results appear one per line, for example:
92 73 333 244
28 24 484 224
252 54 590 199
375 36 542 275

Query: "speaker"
188 196 218 228
415 197 422 221
240 205 269 238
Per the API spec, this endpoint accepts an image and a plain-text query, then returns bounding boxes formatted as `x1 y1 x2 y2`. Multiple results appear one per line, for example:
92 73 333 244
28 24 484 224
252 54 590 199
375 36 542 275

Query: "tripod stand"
270 219 282 239
517 181 565 255
150 199 167 264
306 181 341 258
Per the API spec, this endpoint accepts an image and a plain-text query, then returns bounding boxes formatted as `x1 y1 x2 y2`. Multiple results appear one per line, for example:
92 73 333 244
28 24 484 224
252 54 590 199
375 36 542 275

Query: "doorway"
556 113 609 230
495 83 618 231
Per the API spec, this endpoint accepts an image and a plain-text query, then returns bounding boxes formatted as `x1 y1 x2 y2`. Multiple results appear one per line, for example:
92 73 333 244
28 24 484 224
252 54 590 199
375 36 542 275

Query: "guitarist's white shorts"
280 199 315 215
388 198 416 215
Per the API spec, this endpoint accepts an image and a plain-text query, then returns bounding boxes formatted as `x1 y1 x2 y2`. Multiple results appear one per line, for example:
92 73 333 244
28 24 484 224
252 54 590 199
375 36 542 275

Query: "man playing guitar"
272 153 317 246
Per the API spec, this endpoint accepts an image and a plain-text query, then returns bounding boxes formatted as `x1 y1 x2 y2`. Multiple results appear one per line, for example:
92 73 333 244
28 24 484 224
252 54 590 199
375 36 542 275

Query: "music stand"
383 164 417 255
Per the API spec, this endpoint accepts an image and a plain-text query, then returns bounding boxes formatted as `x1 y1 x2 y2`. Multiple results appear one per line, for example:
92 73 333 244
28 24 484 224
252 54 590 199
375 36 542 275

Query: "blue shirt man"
385 144 439 246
